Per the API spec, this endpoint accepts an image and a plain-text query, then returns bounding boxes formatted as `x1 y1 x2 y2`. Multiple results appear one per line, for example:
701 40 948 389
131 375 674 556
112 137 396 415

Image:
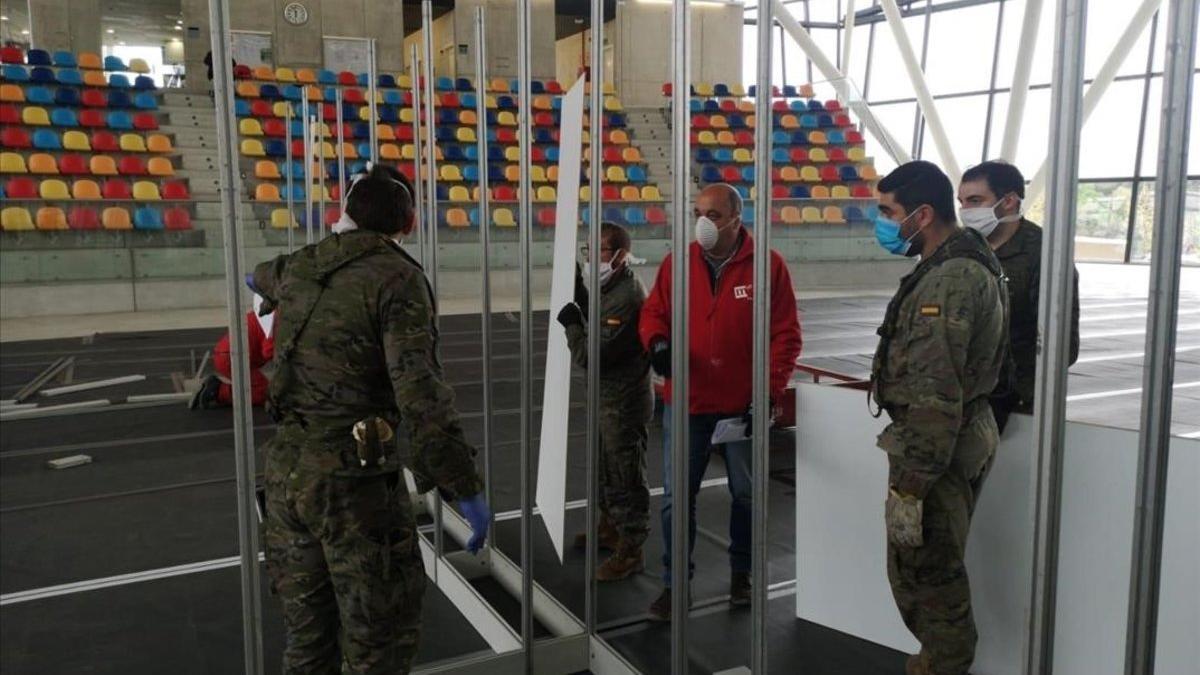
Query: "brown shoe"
572 515 619 551
596 545 644 581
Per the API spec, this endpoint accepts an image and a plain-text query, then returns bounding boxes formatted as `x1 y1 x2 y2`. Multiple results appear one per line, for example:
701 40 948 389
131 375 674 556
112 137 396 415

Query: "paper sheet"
711 417 749 444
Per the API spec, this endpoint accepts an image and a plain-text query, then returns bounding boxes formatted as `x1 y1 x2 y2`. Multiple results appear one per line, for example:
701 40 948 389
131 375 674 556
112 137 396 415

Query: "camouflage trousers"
598 377 653 548
264 424 426 675
886 413 997 675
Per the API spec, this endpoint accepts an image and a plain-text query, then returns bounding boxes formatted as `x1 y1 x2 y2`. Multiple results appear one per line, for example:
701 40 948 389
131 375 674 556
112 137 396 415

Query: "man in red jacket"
639 183 802 620
190 306 275 409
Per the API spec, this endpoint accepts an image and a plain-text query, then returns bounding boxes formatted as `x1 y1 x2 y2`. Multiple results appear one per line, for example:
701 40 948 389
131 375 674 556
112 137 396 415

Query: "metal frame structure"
473 6 496 546
301 91 314 246
584 0 604 642
410 44 427 267
285 106 296 252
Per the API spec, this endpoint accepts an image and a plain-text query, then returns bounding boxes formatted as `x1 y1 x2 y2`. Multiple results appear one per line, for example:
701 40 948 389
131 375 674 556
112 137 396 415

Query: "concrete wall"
451 0 557 80
613 0 744 107
29 0 102 55
404 11 457 79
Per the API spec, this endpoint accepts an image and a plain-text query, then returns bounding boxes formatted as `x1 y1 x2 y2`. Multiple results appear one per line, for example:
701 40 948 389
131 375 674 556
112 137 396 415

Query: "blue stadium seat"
735 185 750 199
606 113 625 128
286 184 306 202
627 166 647 183
714 83 730 97
462 165 480 182
485 110 498 126
845 206 864 221
133 76 155 91
56 69 83 86
689 100 702 113
743 207 754 224
383 90 403 105
551 97 563 111
104 55 127 71
317 70 337 85
26 86 54 105
771 148 789 163
108 73 131 89
497 95 517 109
839 165 859 181
134 207 164 230
320 86 337 101
235 99 252 117
52 51 76 68
347 122 366 139
713 148 734 163
107 90 131 108
326 162 341 181
437 109 457 125
264 139 286 157
790 185 810 199
378 107 398 123
791 131 808 145
487 145 503 162
771 130 791 146
800 114 818 129
625 207 646 226
487 165 504 182
436 77 454 91
378 74 397 88
695 149 713 163
33 129 62 149
469 208 481 226
456 78 473 92
701 165 721 183
740 166 755 182
259 84 281 100
545 147 560 162
789 100 806 112
353 142 370 158
534 128 554 144
818 113 834 127
27 49 52 66
728 114 746 129
435 127 455 142
356 73 370 87
461 93 476 109
281 85 303 101
348 159 368 175
2 65 28 81
341 102 357 119
55 88 81 107
289 119 305 138
807 100 824 112
444 146 465 162
827 130 845 144
133 93 158 110
603 206 624 224
280 160 304 179
703 100 719 113
435 184 450 200
30 67 56 84
51 108 78 126
530 80 545 94
464 145 479 161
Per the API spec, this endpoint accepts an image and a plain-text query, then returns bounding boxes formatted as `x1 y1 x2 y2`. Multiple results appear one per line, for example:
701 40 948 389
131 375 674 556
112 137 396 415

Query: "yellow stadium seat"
780 206 803 225
29 154 58 174
800 166 820 182
255 183 281 201
497 111 517 126
147 157 175 177
83 71 108 87
90 156 118 176
603 97 623 112
581 130 592 144
532 95 552 111
63 131 90 151
120 134 147 152
606 166 627 183
128 58 151 74
296 69 318 84
809 147 829 162
269 209 296 229
446 208 470 228
0 84 24 102
729 84 747 97
375 124 395 141
808 131 828 145
236 82 260 98
396 74 413 89
272 102 292 118
709 115 728 129
102 207 132 230
379 143 401 160
36 207 68 230
732 148 752 163
641 185 663 201
22 107 50 126
77 52 102 69
448 185 471 202
255 160 280 179
147 135 174 153
530 165 547 183
823 206 846 223
858 165 878 180
697 130 717 146
609 129 629 145
274 67 296 83
456 128 477 143
314 142 333 159
1 207 34 231
620 186 640 201
848 147 867 162
810 185 831 199
780 166 800 182
485 95 498 109
780 114 799 129
357 107 373 122
536 186 556 202
830 185 850 199
504 146 521 162
239 118 264 136
252 65 275 81
459 110 477 125
1 152 27 174
493 207 516 226
401 144 418 160
39 179 70 199
694 83 714 97
603 82 616 95
504 165 520 182
133 181 161 201
440 165 463 182
802 206 823 223
579 185 591 201
72 180 101 199
399 108 415 124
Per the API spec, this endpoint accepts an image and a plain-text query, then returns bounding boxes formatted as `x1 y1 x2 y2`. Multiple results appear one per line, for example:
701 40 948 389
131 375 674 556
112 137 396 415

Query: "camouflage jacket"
563 266 651 390
252 230 483 500
993 219 1080 412
871 228 1009 498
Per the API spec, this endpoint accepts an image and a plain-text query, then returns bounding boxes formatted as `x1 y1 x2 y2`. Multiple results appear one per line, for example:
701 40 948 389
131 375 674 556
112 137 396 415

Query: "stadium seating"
102 206 132 230
2 206 35 230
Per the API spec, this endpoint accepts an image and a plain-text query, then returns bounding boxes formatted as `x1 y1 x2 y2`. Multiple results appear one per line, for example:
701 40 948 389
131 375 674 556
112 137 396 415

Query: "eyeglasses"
579 245 614 257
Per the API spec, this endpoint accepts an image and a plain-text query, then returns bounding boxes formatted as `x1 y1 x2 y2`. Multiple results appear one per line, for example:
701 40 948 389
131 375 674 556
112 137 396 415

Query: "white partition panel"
794 383 1199 675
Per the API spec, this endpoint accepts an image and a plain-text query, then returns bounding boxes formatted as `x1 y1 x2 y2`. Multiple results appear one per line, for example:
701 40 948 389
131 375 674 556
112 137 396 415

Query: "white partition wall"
794 383 1199 675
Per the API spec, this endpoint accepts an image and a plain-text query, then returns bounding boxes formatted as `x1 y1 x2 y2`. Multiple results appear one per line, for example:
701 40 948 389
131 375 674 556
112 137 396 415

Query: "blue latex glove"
459 493 491 554
244 273 259 294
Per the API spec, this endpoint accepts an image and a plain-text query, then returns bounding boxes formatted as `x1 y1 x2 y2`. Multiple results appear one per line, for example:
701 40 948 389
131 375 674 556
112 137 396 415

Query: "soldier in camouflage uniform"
251 164 489 675
958 160 1079 431
556 222 653 581
869 161 1009 675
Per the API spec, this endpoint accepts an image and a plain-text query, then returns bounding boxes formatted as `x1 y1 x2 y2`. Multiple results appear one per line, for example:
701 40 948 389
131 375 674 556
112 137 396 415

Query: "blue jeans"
660 405 753 587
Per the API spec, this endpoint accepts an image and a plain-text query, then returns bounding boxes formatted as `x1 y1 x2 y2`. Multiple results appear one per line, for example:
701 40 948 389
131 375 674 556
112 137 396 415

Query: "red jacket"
639 231 802 414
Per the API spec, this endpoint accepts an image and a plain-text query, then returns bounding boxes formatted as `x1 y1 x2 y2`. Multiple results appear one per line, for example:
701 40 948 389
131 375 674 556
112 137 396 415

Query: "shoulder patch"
604 317 622 326
919 304 941 317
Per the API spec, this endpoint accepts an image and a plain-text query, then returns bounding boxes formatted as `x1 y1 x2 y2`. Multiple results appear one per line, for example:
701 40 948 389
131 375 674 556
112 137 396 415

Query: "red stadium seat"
79 109 107 128
789 147 808 163
645 206 667 225
59 154 89 175
337 71 357 86
102 178 132 199
91 131 119 152
825 100 842 112
2 127 32 149
834 113 852 127
162 181 190 199
531 146 546 162
533 112 554 126
397 162 416 181
851 185 873 198
233 64 252 80
133 113 158 130
846 130 864 144
772 100 789 112
118 156 147 175
720 166 740 182
820 165 840 182
691 114 709 129
0 104 18 124
536 207 555 227
321 103 337 121
440 93 459 108
68 206 100 230
262 118 286 137
734 130 754 146
81 89 108 107
829 148 848 162
251 100 273 118
772 185 789 199
395 125 414 142
343 88 364 104
1 47 23 64
603 146 623 163
496 128 517 143
662 83 672 97
719 100 737 113
163 206 192 230
492 185 516 201
5 177 37 198
601 185 619 201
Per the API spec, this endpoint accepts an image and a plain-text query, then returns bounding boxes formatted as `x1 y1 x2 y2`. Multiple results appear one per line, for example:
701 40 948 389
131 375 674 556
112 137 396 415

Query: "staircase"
623 105 683 201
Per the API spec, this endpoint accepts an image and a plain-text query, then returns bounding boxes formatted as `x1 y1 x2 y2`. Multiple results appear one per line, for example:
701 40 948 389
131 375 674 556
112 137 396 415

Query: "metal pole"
585 0 604 639
302 96 314 246
335 88 347 209
841 0 858 76
1025 0 1087 673
669 0 691 672
751 0 773 671
517 0 535 669
420 0 444 564
206 0 264 671
317 113 326 238
285 106 295 253
367 38 379 165
1125 0 1197 671
422 0 440 297
1000 0 1045 161
980 0 1007 161
1124 11 1160 263
473 7 495 548
409 45 427 267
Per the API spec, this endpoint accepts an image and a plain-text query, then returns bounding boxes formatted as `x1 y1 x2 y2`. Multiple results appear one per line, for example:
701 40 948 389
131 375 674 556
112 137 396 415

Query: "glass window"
865 13 927 102
1075 181 1133 262
1140 74 1200 177
928 94 991 170
994 0 1055 89
846 19 872 94
923 3 1001 95
1083 0 1156 80
866 101 919 174
1131 179 1200 264
1078 79 1142 179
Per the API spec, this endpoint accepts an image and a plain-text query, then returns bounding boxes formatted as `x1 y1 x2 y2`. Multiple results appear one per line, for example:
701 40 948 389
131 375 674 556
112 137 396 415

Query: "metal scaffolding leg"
410 45 427 267
585 0 604 640
517 0 536 670
473 6 496 554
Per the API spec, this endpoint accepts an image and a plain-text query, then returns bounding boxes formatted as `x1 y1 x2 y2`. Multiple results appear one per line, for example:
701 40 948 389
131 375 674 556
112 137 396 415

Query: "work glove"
459 493 492 554
244 273 259 294
556 302 584 330
573 263 589 308
649 339 671 378
885 488 924 548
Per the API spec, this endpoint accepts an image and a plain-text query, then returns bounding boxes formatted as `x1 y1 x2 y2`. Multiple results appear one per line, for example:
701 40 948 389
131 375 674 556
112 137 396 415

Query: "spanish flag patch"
919 304 941 317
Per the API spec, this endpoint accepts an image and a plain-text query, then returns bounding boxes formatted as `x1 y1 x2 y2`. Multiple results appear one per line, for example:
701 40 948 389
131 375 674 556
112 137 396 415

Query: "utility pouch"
353 416 395 468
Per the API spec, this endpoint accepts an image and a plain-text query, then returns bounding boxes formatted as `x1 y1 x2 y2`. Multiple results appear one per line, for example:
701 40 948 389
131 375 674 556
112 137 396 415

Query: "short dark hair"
601 221 631 253
961 160 1026 199
344 163 416 235
876 160 957 222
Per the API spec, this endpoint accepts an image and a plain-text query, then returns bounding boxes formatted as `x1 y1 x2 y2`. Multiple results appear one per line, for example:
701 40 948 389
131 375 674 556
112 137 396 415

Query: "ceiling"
100 0 184 47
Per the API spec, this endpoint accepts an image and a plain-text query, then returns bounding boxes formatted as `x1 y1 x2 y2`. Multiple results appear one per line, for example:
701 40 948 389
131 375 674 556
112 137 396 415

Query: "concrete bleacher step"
169 129 220 150
159 111 218 129
161 92 217 110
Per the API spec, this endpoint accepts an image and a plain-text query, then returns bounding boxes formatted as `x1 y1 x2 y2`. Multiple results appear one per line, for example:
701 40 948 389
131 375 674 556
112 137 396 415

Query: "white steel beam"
841 0 857 73
1000 0 1045 161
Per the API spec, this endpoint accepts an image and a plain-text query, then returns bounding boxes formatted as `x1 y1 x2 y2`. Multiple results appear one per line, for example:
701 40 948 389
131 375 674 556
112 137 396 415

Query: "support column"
181 0 212 93
30 0 101 55
453 0 556 80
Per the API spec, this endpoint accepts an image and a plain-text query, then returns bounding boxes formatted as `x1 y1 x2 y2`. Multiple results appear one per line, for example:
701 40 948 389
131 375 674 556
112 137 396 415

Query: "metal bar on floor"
473 6 496 549
335 88 347 209
367 38 380 165
409 45 427 267
585 0 604 640
207 0 264 670
517 0 535 669
1025 0 1087 673
669 0 691 672
285 106 295 251
751 0 773 670
1124 0 1197 672
422 0 440 297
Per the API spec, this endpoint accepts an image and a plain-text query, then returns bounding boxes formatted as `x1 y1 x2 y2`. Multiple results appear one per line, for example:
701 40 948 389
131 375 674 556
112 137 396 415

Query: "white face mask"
960 194 1021 238
694 216 720 251
583 251 622 287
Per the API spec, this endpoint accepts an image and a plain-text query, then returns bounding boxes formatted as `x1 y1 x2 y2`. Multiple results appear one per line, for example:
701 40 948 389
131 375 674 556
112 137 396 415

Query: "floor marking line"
1066 380 1200 402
